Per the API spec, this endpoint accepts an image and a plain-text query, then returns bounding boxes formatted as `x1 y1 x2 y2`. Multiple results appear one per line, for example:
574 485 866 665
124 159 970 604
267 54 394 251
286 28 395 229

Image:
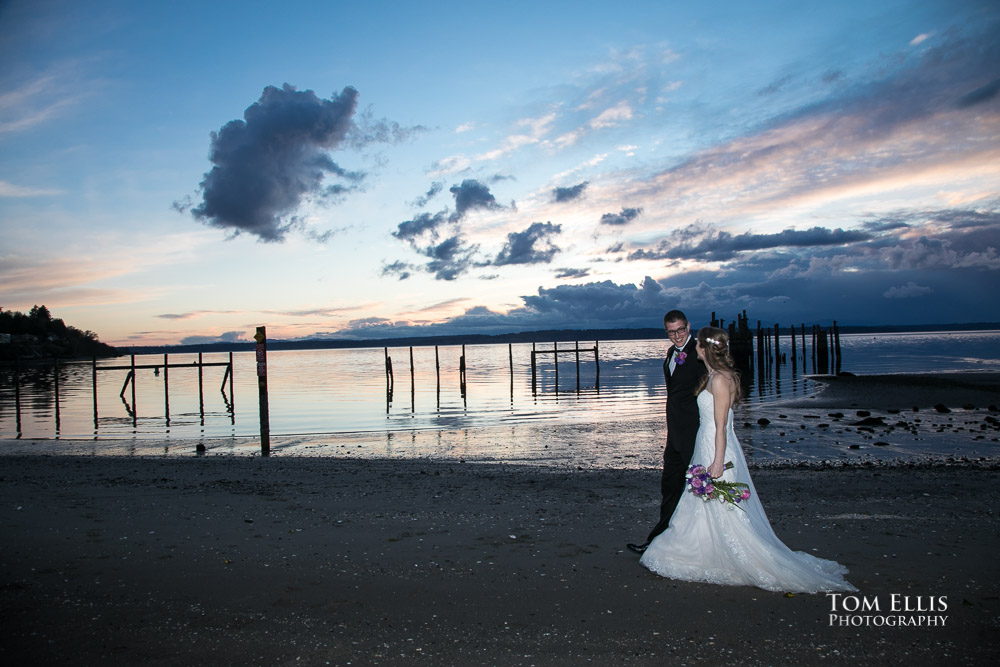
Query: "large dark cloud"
629 225 871 262
552 181 588 203
494 222 562 266
182 83 419 242
600 206 642 226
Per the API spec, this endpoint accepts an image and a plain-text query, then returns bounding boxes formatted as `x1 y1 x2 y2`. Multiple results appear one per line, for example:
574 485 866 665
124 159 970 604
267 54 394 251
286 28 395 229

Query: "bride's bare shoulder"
708 371 737 393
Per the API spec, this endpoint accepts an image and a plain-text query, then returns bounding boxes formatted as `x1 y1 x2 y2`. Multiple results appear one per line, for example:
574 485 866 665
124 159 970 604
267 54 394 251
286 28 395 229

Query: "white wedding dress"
640 389 857 593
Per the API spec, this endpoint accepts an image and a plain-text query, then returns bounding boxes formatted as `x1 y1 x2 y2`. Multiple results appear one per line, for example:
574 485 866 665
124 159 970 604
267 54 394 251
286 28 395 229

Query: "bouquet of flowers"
686 461 751 509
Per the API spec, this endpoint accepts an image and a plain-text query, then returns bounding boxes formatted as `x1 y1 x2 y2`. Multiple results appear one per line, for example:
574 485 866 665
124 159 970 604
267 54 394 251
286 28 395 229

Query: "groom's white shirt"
668 334 692 376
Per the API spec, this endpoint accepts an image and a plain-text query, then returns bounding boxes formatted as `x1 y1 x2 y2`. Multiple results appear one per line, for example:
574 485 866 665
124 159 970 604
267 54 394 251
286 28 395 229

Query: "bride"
639 326 857 593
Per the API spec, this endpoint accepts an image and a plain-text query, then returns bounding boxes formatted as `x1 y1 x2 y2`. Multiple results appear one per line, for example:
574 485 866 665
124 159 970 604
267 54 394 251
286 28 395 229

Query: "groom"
628 310 707 554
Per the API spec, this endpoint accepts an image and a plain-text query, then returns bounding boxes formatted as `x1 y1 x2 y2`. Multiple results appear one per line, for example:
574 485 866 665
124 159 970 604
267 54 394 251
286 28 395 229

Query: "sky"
1 0 998 347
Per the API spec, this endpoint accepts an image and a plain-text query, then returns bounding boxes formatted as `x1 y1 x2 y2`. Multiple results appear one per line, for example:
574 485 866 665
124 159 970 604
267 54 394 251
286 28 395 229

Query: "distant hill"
0 305 119 361
118 322 1000 356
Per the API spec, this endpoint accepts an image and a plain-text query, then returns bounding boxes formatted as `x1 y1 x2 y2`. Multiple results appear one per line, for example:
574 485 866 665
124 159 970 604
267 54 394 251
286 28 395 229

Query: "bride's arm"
708 375 731 479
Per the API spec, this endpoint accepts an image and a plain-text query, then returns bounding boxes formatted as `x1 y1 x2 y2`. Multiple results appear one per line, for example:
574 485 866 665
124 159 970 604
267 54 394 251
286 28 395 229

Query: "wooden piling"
773 324 780 368
531 342 537 393
130 354 136 410
198 352 205 418
53 358 60 432
755 321 764 366
575 341 581 391
14 358 21 433
816 326 830 374
800 323 807 367
163 353 170 424
553 341 559 389
833 321 842 372
811 325 817 372
790 325 797 371
227 351 234 413
92 356 98 429
255 326 270 456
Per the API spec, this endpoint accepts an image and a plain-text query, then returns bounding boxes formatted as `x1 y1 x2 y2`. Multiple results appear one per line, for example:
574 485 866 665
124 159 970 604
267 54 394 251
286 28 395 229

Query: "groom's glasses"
666 324 689 339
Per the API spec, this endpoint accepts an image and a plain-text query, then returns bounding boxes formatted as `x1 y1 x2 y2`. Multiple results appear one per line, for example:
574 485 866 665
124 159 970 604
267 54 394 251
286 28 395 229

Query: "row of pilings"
711 310 843 377
384 340 601 406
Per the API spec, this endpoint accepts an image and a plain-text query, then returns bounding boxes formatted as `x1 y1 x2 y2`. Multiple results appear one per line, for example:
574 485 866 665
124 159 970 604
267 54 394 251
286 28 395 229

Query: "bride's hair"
695 326 742 404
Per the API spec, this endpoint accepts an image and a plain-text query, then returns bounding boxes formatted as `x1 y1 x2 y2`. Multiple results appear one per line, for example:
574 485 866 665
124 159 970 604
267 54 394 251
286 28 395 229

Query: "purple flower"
675 351 687 366
684 460 751 510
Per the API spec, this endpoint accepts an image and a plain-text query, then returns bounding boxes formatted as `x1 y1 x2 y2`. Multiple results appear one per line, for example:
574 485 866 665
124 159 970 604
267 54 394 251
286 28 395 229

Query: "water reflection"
2 331 999 440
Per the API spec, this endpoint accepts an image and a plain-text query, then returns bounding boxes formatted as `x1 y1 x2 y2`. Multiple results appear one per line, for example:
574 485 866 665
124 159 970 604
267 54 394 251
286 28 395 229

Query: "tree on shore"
0 305 118 360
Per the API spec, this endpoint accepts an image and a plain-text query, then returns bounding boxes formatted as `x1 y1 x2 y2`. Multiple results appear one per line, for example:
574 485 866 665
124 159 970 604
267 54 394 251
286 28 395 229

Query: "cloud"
494 222 563 266
183 84 417 243
879 236 1000 270
883 281 933 299
599 206 642 226
0 69 88 135
627 25 1000 231
425 235 480 280
380 260 413 281
389 179 514 280
588 102 633 129
348 105 426 147
449 178 504 221
410 181 444 207
555 267 590 279
386 211 480 280
956 78 1000 109
552 181 589 203
392 210 449 244
629 224 870 262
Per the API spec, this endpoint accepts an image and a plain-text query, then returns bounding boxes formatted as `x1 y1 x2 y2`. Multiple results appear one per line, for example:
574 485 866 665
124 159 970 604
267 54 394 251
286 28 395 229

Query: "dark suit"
646 336 707 542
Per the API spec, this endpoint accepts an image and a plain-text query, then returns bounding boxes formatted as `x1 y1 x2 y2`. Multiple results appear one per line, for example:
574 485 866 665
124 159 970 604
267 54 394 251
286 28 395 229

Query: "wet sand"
1 372 999 665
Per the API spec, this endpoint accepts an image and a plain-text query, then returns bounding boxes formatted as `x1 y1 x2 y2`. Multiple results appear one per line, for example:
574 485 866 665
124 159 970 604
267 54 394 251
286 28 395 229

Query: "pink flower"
676 351 687 366
740 489 751 500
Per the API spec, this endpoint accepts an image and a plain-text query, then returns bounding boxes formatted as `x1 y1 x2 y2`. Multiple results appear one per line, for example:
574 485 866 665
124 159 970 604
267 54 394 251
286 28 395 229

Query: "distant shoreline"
116 322 1000 356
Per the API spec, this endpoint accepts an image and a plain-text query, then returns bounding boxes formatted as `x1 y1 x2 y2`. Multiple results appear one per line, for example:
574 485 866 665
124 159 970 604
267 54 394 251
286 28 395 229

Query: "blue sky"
1 0 998 346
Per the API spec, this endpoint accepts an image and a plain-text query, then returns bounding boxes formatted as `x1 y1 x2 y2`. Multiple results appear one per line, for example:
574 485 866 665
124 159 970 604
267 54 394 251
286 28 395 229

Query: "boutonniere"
675 351 687 365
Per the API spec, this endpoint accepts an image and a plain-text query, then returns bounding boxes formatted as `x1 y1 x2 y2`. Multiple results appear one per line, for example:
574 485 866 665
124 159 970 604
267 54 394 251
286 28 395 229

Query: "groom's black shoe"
626 542 649 554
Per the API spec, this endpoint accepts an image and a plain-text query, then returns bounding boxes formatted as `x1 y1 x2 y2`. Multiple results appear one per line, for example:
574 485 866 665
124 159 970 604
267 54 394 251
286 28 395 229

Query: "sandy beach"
1 373 998 666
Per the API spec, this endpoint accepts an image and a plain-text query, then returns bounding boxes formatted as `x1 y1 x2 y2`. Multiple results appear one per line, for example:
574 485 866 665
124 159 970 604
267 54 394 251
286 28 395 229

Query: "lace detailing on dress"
639 390 856 593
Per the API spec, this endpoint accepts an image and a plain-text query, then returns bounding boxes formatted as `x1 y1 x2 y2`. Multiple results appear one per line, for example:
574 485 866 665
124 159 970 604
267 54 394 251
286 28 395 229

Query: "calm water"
1 331 998 442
